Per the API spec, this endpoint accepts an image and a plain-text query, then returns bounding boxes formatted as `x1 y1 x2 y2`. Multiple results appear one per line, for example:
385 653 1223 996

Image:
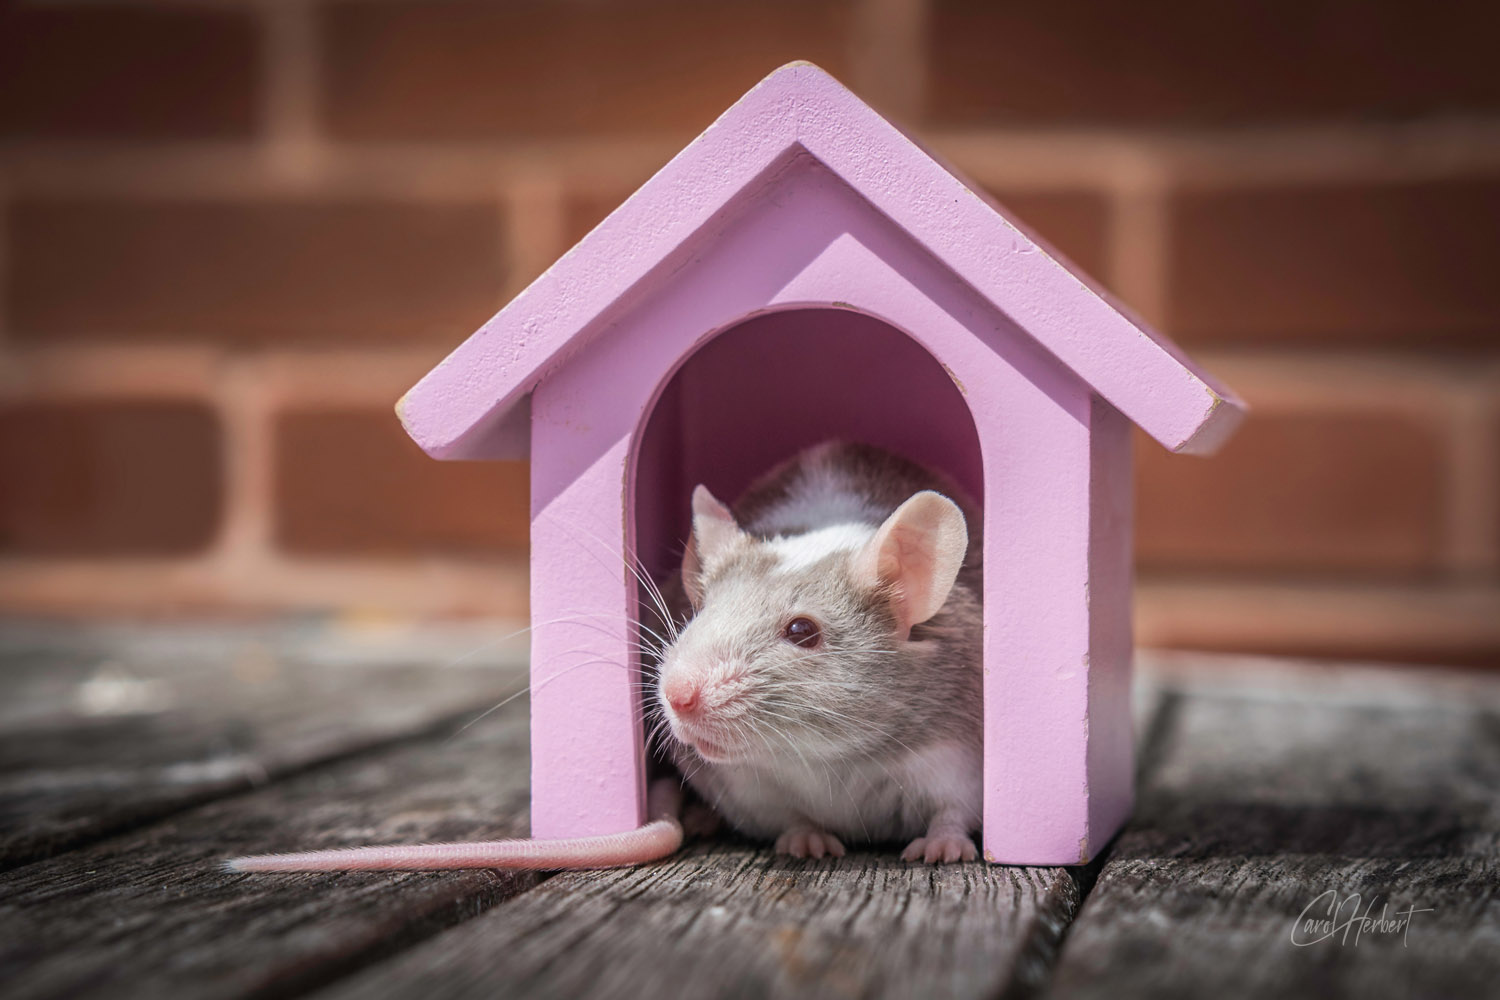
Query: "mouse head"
655 485 967 766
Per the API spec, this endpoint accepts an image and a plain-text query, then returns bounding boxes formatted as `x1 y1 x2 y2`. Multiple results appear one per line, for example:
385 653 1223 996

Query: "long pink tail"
225 818 682 872
227 779 685 873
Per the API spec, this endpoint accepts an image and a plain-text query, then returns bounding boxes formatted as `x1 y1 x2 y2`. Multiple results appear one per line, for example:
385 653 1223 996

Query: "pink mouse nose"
662 677 701 715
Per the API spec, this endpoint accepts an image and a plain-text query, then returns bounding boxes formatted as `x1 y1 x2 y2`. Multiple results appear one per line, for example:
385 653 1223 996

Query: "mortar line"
1442 384 1500 577
259 0 323 181
4 113 1500 199
212 355 275 568
1106 156 1172 330
503 172 567 301
851 0 930 123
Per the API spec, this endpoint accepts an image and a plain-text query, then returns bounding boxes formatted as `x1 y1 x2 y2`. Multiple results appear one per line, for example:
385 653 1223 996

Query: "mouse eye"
782 616 822 648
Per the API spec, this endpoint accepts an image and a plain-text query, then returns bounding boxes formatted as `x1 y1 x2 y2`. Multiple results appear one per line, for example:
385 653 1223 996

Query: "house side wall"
1086 398 1136 859
977 363 1098 865
528 379 648 839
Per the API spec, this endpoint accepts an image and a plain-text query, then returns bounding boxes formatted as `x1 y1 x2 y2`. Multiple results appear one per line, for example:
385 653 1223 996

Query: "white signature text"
1290 889 1433 948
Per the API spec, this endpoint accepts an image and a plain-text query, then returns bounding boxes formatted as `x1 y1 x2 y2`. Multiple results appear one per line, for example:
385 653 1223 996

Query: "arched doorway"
632 305 983 586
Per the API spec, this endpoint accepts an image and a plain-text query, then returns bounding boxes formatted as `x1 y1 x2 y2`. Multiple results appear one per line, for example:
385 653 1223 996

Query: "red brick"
929 0 1500 125
1136 412 1444 576
0 400 222 556
1166 177 1500 348
989 190 1110 285
321 0 855 139
8 200 506 346
0 6 258 140
275 410 529 556
1139 606 1500 670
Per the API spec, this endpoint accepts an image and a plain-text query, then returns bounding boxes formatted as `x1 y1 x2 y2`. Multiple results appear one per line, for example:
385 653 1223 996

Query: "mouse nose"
662 677 701 716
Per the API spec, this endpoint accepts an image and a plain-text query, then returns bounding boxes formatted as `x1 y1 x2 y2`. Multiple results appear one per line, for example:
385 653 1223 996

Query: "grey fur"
649 442 983 850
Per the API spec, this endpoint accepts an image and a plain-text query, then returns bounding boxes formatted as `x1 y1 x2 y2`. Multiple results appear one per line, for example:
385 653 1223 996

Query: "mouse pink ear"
854 491 968 638
682 485 742 608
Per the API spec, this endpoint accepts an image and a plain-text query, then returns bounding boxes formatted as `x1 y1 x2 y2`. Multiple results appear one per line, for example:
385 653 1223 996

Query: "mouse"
228 441 982 872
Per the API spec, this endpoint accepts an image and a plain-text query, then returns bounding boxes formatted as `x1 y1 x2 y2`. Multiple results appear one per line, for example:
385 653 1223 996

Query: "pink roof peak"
398 61 1246 461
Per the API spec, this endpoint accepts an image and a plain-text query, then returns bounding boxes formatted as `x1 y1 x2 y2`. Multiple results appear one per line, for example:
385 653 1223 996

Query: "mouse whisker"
539 611 678 666
756 699 915 804
781 702 921 757
748 712 820 777
451 650 659 741
551 518 684 646
755 700 919 764
430 612 643 673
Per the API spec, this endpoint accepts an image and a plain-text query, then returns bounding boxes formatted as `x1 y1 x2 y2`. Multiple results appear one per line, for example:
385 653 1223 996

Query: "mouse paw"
774 827 846 860
901 832 977 864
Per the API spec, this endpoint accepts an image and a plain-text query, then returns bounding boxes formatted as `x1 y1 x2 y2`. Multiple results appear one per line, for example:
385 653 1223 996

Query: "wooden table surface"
0 622 1495 1000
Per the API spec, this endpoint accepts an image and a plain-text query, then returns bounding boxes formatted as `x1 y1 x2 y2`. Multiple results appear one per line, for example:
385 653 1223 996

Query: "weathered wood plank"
1048 655 1500 999
258 643 1167 1000
302 843 1083 1000
0 621 527 868
0 693 539 1000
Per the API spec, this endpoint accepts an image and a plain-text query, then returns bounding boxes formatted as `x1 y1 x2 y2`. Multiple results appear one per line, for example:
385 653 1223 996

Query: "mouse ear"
853 491 968 638
682 485 742 608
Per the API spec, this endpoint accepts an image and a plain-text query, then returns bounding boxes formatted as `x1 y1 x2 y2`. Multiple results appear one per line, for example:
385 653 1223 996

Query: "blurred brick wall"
2 0 1498 665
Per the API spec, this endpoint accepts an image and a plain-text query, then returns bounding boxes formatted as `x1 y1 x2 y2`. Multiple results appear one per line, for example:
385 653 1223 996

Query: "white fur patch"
755 458 885 533
768 523 875 573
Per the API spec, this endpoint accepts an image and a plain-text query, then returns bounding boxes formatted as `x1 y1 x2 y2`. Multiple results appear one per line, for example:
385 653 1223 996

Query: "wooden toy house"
397 63 1246 865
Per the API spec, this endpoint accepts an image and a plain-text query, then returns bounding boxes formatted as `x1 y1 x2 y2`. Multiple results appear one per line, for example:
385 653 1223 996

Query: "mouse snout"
661 675 703 717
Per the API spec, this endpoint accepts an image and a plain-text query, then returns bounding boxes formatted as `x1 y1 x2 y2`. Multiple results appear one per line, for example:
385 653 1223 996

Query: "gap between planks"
0 694 544 1000
0 622 529 872
997 685 1178 1000
1045 655 1500 1000
300 676 1179 1000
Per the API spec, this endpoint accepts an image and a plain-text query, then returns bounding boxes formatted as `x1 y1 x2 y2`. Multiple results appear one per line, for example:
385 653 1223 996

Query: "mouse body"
228 442 983 873
656 441 983 862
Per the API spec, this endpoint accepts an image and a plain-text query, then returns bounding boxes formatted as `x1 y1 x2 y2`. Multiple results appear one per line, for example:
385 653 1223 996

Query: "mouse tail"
224 817 683 872
225 778 686 873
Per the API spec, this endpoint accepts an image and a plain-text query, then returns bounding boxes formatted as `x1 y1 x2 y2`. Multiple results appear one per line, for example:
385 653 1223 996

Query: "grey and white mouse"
656 441 982 863
228 442 982 872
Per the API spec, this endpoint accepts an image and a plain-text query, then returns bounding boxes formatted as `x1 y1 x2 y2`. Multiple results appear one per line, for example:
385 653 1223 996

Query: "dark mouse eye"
782 616 822 648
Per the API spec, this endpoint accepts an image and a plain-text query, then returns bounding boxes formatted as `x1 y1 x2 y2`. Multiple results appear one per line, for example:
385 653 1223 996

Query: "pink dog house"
398 63 1245 865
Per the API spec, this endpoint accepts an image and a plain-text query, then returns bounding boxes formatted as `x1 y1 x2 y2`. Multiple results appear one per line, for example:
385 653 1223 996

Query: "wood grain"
0 693 538 1000
1048 662 1500 999
0 622 527 869
6 629 1497 1000
309 839 1086 1000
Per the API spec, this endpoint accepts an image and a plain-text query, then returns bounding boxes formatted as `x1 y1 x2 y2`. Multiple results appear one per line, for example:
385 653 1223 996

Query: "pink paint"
398 63 1245 865
228 778 685 873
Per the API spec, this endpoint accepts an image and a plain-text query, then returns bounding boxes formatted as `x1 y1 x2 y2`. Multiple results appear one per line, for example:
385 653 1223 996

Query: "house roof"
398 62 1245 461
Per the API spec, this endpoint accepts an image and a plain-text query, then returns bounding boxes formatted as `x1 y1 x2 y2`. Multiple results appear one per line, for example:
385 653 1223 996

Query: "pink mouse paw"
774 827 846 859
901 832 977 864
